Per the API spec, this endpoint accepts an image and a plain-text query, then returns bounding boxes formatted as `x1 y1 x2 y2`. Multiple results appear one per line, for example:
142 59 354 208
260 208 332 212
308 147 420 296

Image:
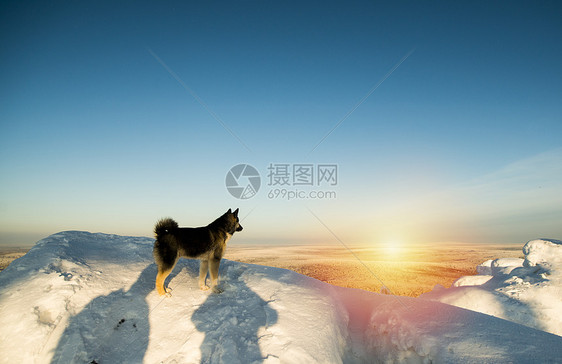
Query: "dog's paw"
157 287 173 297
200 285 211 291
212 286 224 294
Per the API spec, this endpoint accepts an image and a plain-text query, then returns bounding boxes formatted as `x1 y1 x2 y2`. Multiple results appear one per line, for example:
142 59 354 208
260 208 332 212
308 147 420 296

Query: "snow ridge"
0 232 561 363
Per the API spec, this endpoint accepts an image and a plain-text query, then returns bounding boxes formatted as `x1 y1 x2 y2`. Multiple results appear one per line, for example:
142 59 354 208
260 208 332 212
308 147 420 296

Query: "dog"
153 208 243 296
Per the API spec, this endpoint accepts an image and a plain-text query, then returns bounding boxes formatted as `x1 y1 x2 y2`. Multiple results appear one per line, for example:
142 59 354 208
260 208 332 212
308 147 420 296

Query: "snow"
0 232 561 363
422 239 562 337
523 239 562 269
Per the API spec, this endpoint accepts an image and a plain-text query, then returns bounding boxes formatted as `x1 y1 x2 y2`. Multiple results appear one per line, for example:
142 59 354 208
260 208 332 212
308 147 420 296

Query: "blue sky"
1 1 561 246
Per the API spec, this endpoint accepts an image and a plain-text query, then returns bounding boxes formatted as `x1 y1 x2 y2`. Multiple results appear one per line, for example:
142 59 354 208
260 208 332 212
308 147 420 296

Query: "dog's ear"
233 208 239 216
227 208 232 214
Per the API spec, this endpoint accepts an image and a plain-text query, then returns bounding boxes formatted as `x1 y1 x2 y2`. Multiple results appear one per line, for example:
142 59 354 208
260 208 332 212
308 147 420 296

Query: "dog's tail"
154 218 178 238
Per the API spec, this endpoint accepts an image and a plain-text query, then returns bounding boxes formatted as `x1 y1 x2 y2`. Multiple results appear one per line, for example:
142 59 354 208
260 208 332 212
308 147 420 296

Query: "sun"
381 240 403 258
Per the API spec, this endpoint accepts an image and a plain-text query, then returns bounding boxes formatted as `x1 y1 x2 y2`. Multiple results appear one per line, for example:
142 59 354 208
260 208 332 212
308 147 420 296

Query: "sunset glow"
381 240 403 259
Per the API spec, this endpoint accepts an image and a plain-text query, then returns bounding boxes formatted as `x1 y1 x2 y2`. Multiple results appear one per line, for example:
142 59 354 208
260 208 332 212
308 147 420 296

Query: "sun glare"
381 240 403 259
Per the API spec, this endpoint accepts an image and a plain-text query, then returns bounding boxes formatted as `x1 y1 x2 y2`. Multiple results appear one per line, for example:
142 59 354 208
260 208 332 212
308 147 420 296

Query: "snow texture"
422 239 562 337
0 232 561 363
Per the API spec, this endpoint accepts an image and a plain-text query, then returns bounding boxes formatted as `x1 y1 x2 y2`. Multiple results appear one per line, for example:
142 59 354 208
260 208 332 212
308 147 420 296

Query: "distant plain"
226 243 523 296
0 247 29 272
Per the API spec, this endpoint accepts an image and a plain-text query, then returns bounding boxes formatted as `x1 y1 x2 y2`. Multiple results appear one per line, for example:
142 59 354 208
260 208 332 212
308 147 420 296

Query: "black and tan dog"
153 208 243 296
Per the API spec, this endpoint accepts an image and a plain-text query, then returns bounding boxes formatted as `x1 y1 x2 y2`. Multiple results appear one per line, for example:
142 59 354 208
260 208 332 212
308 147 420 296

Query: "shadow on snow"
50 260 278 364
192 262 278 364
50 264 159 363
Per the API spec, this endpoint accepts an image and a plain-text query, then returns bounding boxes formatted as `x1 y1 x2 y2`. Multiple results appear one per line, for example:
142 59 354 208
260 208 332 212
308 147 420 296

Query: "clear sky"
1 1 561 247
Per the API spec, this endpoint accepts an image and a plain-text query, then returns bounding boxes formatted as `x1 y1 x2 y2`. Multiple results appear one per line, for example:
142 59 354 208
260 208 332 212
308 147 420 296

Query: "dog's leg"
209 258 223 293
199 259 210 290
155 262 176 297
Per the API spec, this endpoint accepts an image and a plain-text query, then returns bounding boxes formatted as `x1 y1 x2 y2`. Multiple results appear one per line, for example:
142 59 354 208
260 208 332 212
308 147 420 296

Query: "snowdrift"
0 232 561 363
422 239 562 336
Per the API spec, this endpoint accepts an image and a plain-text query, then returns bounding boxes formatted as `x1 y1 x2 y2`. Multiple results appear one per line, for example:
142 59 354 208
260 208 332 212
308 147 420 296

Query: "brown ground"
0 248 29 272
0 243 524 297
225 243 523 297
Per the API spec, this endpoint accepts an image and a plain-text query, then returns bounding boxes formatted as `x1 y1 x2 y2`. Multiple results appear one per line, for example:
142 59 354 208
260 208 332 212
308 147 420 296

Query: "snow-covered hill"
0 232 561 363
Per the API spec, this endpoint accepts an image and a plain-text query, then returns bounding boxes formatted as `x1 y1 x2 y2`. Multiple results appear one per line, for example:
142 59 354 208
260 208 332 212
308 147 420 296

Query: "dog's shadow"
50 264 178 363
191 261 278 364
50 262 278 363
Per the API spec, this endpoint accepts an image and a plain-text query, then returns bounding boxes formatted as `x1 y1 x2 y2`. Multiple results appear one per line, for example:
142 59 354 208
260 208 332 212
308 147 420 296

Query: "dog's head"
226 208 243 233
